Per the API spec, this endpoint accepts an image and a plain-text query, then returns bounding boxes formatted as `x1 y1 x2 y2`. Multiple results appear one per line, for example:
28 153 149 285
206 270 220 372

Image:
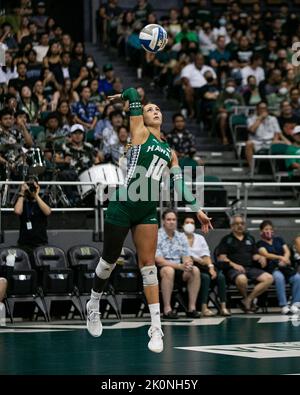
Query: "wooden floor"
1 315 300 375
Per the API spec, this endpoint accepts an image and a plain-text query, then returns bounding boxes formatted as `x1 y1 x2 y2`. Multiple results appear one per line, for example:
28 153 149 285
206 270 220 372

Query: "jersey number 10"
145 154 168 181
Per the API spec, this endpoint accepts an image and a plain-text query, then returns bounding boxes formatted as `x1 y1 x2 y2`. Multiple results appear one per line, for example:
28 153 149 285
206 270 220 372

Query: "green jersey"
123 132 172 204
106 132 172 227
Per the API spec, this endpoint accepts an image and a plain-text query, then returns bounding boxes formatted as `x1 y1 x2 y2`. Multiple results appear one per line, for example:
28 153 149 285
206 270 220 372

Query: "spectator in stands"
278 101 300 143
183 216 230 317
292 236 300 270
243 76 265 106
21 21 39 48
257 220 300 315
166 113 195 158
215 78 244 145
56 100 74 134
33 32 49 63
266 81 289 111
73 86 99 131
0 276 7 325
99 63 116 97
284 126 300 175
0 52 18 85
290 87 300 118
199 70 220 128
11 61 28 93
209 35 232 74
14 175 51 264
32 80 47 113
241 54 265 87
57 124 103 204
133 0 153 24
94 103 114 141
155 209 201 319
18 85 39 124
0 108 33 177
262 69 282 96
37 112 66 151
102 110 124 147
17 15 30 45
103 125 129 166
31 1 48 35
198 22 215 57
60 124 102 175
246 101 284 167
181 53 216 118
52 78 79 111
216 214 273 313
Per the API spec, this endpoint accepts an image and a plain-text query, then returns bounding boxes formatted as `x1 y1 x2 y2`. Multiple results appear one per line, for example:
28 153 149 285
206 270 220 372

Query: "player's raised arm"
108 88 148 144
169 150 213 234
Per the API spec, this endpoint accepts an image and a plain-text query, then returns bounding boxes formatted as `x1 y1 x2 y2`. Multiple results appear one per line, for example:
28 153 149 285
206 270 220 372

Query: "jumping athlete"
86 87 213 353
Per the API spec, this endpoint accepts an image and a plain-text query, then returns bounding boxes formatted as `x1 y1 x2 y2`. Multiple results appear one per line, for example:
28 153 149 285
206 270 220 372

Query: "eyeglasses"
233 222 245 225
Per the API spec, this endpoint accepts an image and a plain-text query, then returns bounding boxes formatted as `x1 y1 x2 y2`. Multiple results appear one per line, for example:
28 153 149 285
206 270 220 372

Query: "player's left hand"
107 94 122 102
197 210 213 234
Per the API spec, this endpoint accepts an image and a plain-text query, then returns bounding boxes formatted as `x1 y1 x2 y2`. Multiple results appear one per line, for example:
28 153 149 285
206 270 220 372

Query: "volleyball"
139 24 168 53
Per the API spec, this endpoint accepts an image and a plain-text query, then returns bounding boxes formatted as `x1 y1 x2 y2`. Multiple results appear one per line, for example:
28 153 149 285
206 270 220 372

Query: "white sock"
149 303 161 329
89 289 103 310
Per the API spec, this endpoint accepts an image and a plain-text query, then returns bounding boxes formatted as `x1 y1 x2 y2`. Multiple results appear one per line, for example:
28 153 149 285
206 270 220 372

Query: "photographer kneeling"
14 175 52 266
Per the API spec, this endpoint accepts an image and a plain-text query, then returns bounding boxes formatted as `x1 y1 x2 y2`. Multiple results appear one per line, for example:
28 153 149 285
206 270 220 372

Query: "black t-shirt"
217 232 257 267
17 198 48 247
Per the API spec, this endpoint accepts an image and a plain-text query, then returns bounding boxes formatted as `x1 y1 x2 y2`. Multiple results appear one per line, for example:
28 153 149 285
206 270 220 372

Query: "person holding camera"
14 176 51 265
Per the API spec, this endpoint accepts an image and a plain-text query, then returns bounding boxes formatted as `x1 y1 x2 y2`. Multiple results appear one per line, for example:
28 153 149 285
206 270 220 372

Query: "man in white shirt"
33 33 49 63
180 53 216 118
246 101 284 167
0 52 18 84
241 54 265 86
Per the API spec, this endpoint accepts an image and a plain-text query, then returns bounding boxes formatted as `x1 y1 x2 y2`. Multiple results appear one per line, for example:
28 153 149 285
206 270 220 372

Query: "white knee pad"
140 265 158 286
95 257 116 280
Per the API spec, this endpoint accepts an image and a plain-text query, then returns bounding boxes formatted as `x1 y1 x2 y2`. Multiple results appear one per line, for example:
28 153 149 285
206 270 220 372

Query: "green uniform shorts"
105 200 158 228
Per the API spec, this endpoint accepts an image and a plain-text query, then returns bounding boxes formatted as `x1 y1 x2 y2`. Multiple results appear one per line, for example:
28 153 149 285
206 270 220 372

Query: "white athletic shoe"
148 326 164 353
290 304 299 314
0 302 5 326
86 300 102 337
281 305 290 315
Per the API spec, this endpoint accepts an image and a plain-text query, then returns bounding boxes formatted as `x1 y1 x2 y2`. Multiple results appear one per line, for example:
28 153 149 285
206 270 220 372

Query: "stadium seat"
0 247 48 322
67 245 121 319
28 125 45 139
33 246 84 320
229 113 248 160
110 247 145 318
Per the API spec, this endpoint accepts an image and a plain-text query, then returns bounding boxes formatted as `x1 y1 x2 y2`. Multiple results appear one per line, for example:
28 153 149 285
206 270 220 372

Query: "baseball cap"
293 126 300 135
70 124 85 134
103 63 113 72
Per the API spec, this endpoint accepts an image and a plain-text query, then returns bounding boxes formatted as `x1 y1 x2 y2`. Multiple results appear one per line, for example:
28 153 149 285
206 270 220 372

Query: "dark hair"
109 110 123 121
172 112 185 122
0 108 14 119
259 220 273 230
162 208 177 220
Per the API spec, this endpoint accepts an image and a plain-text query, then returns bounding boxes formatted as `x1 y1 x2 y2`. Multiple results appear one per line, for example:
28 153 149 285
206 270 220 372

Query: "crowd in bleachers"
98 0 300 174
0 0 136 207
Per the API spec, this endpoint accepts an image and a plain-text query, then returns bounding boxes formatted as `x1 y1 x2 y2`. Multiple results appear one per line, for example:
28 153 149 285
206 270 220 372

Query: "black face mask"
206 77 214 83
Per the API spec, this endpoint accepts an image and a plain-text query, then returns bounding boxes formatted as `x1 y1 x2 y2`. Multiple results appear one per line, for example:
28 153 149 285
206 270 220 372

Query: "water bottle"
6 252 15 267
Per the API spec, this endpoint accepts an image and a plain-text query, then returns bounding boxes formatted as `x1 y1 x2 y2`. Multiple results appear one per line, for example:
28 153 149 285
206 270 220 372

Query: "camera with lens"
27 182 37 194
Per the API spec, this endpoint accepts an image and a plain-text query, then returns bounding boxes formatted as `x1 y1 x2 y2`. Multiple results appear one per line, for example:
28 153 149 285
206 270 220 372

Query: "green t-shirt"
285 145 300 176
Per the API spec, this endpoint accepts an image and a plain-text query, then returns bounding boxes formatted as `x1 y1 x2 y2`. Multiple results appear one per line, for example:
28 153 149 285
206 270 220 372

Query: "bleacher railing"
1 181 300 240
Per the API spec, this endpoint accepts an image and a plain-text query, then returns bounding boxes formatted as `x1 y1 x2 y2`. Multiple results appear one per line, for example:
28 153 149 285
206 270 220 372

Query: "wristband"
121 87 142 116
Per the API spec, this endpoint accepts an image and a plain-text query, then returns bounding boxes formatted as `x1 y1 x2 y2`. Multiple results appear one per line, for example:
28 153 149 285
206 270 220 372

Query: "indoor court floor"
1 315 300 375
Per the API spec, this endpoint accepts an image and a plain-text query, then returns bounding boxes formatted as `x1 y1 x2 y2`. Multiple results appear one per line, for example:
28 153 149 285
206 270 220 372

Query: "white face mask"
86 61 94 69
279 87 288 95
226 86 235 94
183 223 195 234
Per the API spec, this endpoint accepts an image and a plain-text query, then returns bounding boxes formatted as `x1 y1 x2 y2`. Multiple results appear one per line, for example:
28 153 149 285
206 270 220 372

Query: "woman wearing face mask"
183 217 230 316
257 220 300 315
